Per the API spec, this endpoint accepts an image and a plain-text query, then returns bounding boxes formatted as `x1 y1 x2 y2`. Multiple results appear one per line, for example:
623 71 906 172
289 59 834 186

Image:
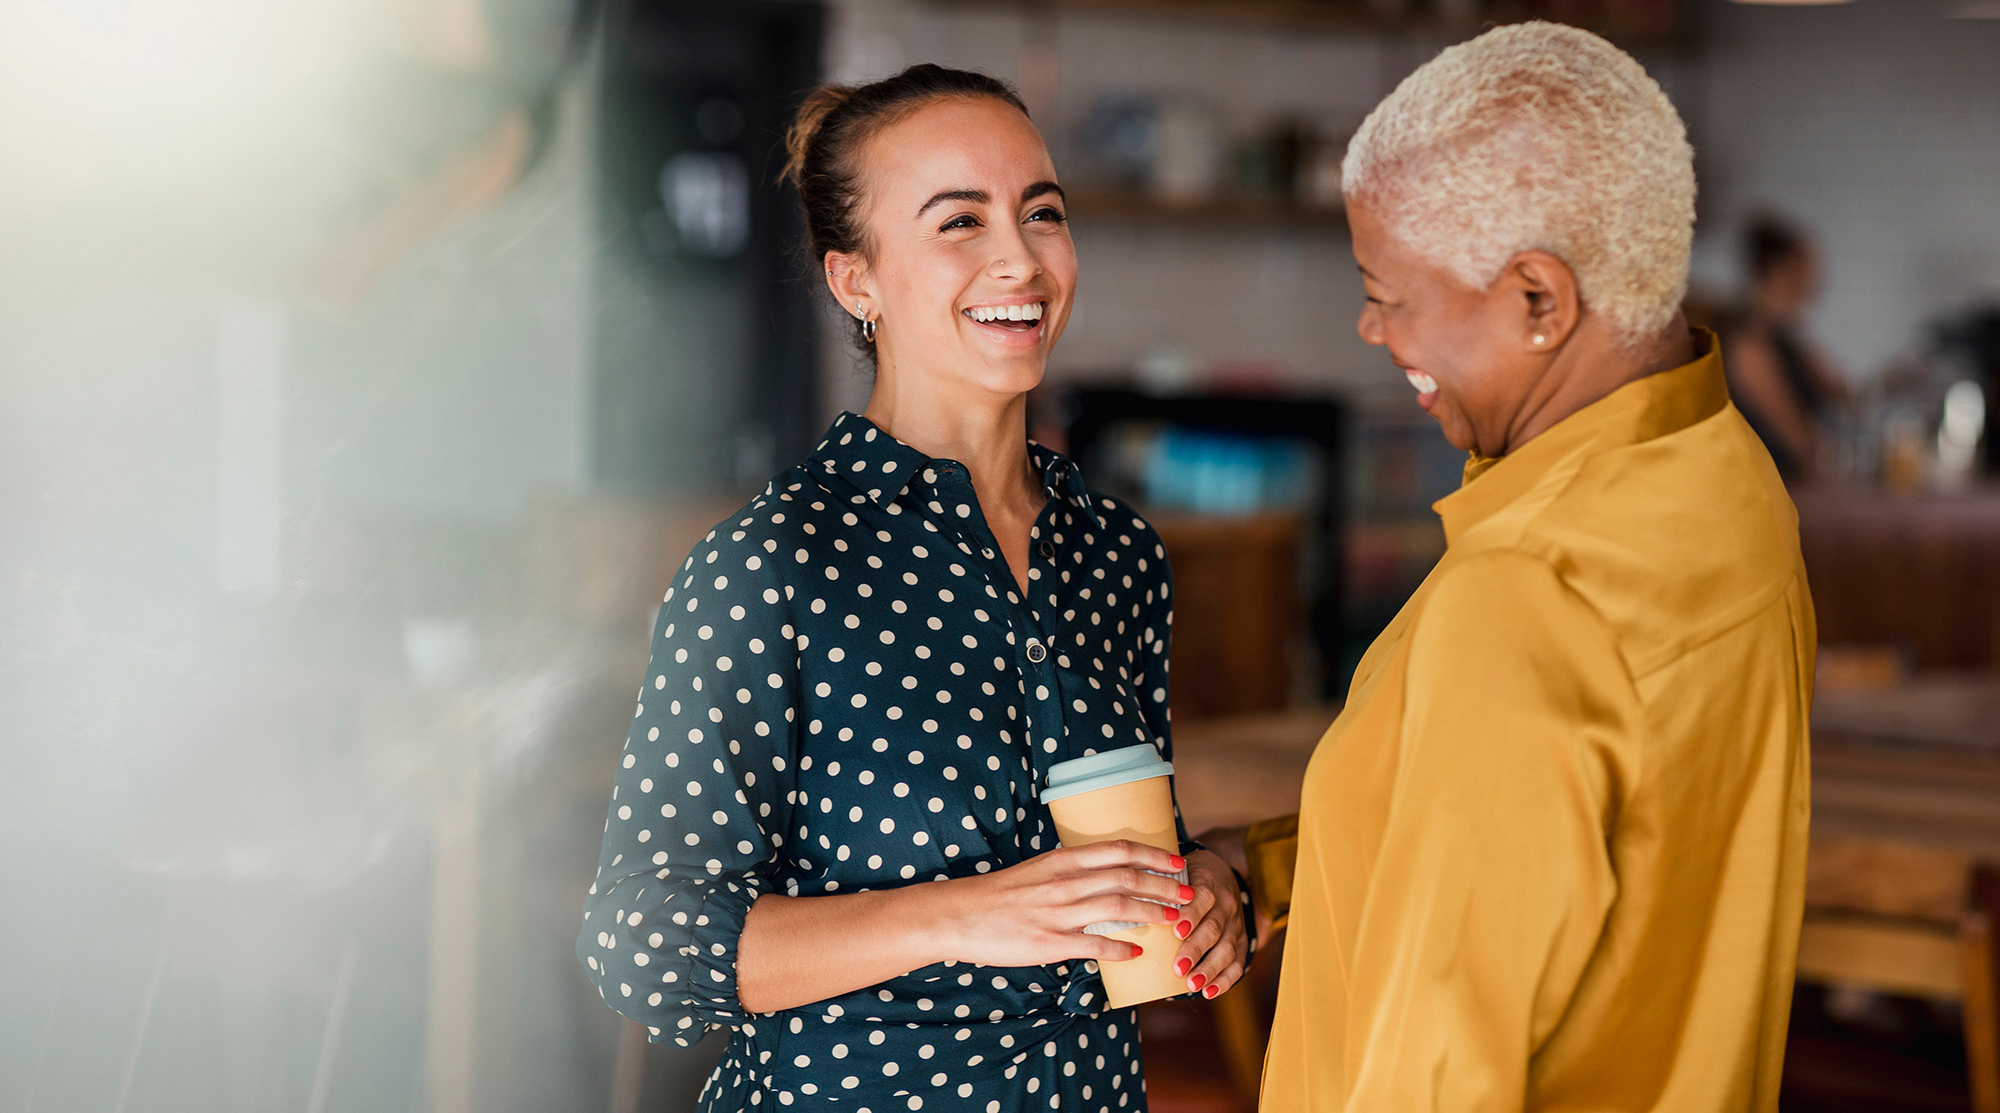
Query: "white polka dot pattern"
577 415 1188 1111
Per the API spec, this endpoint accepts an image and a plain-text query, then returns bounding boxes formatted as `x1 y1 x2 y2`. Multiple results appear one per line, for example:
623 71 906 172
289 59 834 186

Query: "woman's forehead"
864 99 1054 205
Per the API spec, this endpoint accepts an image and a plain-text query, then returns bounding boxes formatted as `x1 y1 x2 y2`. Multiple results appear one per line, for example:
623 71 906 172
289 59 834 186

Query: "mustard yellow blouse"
1249 333 1814 1111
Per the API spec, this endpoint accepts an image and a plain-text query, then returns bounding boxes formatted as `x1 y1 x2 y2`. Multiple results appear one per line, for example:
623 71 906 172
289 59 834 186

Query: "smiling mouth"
963 302 1045 333
1404 369 1438 394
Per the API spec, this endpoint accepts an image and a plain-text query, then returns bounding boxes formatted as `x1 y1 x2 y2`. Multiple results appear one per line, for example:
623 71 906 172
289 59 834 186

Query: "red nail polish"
1131 945 1143 958
1170 854 1186 870
1204 985 1219 1000
1176 921 1192 939
1175 957 1192 977
1190 973 1207 991
1164 906 1179 922
1179 885 1195 902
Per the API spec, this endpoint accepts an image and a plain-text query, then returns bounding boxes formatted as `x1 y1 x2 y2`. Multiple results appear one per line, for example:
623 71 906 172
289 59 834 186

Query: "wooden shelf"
927 0 1680 46
1065 186 1348 231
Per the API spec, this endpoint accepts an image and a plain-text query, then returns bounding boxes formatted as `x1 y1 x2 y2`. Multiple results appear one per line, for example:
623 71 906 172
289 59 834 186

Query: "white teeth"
967 303 1043 323
1405 369 1438 394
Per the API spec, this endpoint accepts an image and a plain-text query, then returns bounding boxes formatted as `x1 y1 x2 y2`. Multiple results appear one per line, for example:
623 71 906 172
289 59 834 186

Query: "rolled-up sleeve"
576 528 798 1046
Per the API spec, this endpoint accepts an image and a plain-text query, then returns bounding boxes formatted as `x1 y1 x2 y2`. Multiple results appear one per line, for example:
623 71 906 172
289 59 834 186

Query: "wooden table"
1172 708 1336 833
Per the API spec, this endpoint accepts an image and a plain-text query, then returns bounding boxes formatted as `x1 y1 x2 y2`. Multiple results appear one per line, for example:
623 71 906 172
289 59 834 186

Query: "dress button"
1038 540 1056 560
1026 639 1047 664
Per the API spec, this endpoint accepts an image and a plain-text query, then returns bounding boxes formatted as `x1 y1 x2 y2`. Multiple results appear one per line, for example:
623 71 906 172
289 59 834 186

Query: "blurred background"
1 1 1997 1111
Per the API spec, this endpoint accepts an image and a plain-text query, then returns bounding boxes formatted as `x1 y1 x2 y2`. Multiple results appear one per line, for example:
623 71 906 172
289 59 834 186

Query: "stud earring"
1532 333 1548 347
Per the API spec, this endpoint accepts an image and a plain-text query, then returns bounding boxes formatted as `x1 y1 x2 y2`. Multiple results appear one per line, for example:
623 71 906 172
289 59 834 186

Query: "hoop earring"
861 317 878 344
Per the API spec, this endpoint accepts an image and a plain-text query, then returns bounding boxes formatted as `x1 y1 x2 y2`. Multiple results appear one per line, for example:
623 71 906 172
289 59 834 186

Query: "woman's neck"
861 373 1041 519
1495 315 1697 456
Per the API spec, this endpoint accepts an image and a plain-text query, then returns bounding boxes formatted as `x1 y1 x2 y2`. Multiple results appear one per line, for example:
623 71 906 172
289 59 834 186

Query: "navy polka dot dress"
577 413 1200 1112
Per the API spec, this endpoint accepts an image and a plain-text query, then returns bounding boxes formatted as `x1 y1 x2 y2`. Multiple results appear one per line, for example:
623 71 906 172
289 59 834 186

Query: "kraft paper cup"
1042 745 1191 1008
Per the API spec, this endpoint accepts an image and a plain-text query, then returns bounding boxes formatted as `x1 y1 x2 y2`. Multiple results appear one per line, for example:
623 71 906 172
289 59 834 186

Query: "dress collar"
1434 328 1729 544
807 412 1102 527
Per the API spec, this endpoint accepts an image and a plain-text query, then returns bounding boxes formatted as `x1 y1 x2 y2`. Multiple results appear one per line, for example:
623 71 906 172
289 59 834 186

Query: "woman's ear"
1508 249 1581 353
825 251 873 322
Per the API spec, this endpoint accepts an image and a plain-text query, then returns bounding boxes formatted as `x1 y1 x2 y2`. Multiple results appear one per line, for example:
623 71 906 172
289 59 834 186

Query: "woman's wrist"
913 872 990 966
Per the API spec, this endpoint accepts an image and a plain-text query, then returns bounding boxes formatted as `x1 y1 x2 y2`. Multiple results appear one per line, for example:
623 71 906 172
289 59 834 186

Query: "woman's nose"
1357 302 1385 346
988 227 1044 283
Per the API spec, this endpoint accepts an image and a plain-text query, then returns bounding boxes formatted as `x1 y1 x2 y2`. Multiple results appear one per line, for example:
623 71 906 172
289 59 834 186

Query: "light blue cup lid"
1041 743 1174 804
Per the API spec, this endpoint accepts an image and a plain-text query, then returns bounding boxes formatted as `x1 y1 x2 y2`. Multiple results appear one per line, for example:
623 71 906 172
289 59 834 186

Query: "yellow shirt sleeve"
1343 550 1636 1112
1244 813 1299 932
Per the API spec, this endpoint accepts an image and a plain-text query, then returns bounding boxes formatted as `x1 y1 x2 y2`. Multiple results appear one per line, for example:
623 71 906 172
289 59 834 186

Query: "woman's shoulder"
664 467 851 585
1063 488 1173 601
1085 490 1167 553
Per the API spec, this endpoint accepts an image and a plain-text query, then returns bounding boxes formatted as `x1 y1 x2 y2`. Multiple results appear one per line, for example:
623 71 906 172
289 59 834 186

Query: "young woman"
1724 214 1851 481
577 65 1250 1112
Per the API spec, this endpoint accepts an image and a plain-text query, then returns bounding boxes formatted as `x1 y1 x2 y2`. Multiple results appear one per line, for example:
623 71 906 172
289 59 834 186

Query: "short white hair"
1342 21 1695 344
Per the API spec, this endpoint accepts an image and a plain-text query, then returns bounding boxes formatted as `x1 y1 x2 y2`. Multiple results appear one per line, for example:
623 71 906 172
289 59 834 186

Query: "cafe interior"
3 0 1998 1110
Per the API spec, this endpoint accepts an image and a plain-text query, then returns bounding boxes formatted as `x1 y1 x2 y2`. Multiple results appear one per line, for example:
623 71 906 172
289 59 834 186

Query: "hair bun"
783 85 855 188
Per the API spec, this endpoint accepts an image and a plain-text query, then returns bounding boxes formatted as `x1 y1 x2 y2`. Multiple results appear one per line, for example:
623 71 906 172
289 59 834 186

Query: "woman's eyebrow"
916 188 988 218
915 182 1066 218
1022 180 1065 205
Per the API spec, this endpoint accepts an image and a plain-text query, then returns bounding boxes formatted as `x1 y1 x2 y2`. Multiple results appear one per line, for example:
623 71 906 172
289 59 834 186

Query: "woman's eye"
940 214 979 231
1026 206 1066 225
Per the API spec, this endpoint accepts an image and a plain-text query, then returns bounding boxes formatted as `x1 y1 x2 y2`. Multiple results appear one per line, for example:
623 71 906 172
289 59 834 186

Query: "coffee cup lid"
1041 743 1174 804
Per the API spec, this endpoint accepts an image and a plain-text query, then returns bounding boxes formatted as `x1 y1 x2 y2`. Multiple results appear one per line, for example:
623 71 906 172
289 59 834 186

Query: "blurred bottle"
1153 99 1224 203
1881 410 1930 495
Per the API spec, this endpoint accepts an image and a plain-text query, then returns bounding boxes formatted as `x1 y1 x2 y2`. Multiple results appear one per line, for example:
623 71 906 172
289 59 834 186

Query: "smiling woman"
577 64 1251 1113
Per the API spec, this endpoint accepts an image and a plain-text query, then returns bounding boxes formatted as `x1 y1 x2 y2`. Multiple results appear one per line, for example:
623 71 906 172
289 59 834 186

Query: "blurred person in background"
1725 213 1853 481
576 64 1248 1112
1204 23 1813 1111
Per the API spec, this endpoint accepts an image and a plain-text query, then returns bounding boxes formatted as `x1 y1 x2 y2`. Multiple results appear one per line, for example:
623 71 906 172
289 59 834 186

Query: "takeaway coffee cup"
1042 744 1192 1008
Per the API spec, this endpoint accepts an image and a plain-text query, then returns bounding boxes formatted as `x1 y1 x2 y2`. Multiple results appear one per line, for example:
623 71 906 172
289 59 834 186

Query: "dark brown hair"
783 64 1030 359
1745 213 1809 282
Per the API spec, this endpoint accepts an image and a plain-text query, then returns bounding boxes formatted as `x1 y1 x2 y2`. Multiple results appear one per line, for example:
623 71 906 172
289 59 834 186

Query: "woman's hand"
1171 849 1249 999
936 840 1191 969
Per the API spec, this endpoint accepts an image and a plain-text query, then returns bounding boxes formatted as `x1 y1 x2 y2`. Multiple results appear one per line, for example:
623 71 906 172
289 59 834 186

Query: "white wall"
1684 0 2000 378
823 0 2000 401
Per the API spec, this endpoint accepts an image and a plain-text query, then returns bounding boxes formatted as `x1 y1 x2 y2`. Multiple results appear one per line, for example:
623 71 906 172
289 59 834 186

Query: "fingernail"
1179 885 1195 902
1190 973 1207 991
1164 906 1179 922
1131 945 1143 957
1169 854 1186 870
1176 921 1192 939
1204 985 1219 1000
1175 957 1192 977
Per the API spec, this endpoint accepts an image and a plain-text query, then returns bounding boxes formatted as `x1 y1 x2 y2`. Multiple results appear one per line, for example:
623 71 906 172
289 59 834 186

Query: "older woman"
576 64 1248 1112
1211 23 1814 1111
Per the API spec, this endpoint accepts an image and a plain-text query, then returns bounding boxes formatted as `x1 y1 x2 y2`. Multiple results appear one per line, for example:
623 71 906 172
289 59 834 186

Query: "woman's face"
1351 199 1546 455
835 97 1076 400
1755 246 1820 322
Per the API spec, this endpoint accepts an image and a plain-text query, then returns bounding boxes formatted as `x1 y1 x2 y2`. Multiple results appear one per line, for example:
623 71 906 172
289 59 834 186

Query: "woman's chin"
954 346 1049 398
1434 411 1477 454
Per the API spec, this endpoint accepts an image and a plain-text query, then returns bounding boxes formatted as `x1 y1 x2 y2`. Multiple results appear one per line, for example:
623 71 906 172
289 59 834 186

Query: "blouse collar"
808 412 1103 527
1434 328 1729 545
